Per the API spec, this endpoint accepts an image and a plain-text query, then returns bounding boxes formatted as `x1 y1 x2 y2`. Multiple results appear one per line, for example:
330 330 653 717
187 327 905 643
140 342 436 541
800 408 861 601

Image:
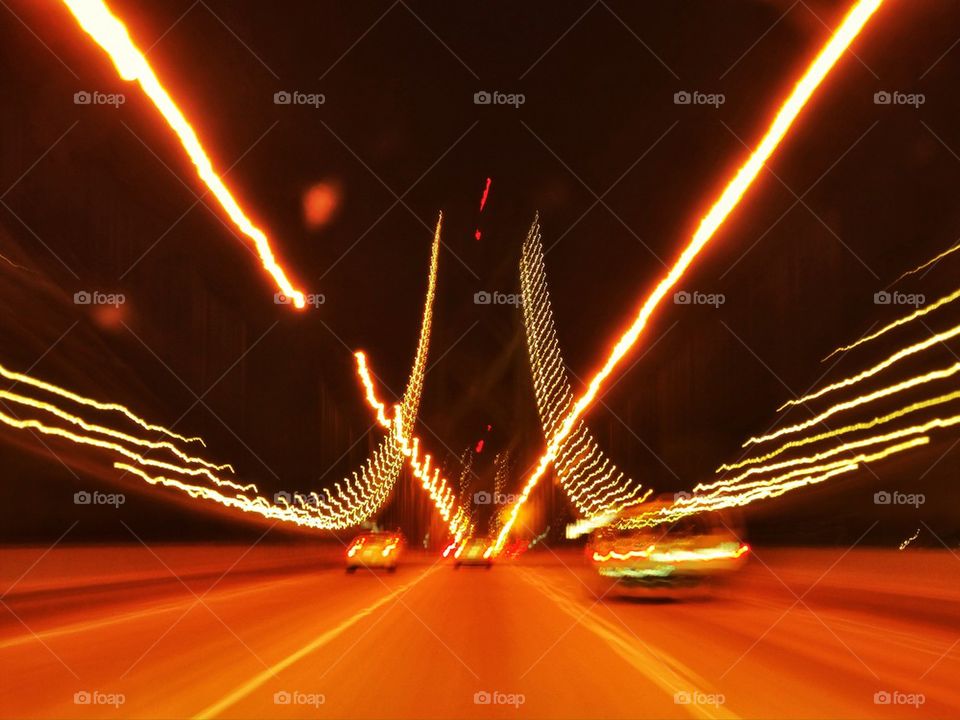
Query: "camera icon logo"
874 691 891 705
273 690 292 705
473 91 492 105
73 691 91 705
473 491 492 505
673 91 692 105
73 91 92 105
674 491 692 502
74 491 92 505
474 291 492 305
874 291 891 305
674 691 692 705
673 290 691 305
274 292 293 305
873 91 892 105
474 691 492 705
74 291 92 305
274 91 292 105
274 491 292 504
874 490 892 505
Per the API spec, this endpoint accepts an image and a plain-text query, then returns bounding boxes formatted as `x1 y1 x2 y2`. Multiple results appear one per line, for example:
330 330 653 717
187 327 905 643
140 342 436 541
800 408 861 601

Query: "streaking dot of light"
493 0 884 552
60 0 306 308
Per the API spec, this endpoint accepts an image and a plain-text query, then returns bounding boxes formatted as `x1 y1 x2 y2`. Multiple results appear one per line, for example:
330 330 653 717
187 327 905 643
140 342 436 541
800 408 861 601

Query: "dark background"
1 0 958 545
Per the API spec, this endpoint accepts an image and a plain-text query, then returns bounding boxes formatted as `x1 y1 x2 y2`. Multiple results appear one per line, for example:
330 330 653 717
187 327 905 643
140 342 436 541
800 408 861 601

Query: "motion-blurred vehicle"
588 499 748 592
345 532 404 573
454 537 493 568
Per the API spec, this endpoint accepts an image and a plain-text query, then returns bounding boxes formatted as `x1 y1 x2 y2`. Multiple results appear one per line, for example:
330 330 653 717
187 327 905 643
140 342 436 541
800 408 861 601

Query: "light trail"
60 0 306 307
0 221 446 531
748 363 960 446
619 438 928 529
899 528 920 550
719 388 960 472
519 220 649 518
592 542 750 564
0 388 235 474
780 322 960 410
355 352 470 540
823 287 960 360
0 361 203 445
893 240 960 284
494 0 885 551
702 411 960 492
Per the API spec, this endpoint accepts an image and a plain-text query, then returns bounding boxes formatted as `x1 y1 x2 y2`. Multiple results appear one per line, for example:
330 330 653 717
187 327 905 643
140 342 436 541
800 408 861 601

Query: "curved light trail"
520 219 649 518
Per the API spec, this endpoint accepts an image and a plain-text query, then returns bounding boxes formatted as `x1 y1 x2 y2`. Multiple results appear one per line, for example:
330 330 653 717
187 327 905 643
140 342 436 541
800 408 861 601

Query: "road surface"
1 544 958 719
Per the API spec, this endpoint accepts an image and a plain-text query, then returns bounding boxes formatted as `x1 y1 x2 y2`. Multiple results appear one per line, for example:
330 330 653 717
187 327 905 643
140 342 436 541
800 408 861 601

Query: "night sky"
1 0 958 544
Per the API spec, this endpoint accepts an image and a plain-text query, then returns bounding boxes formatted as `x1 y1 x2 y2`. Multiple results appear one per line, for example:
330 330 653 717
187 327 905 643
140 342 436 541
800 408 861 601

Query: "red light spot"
478 177 491 211
475 439 485 453
302 181 341 229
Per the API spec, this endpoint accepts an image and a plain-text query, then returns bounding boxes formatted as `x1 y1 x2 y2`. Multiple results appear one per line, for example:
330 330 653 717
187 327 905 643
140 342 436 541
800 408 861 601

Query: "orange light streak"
494 0 884 551
60 0 305 307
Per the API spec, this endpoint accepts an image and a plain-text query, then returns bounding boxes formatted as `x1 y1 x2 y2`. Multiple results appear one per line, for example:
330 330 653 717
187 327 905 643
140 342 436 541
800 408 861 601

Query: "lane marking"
194 565 438 719
517 568 740 720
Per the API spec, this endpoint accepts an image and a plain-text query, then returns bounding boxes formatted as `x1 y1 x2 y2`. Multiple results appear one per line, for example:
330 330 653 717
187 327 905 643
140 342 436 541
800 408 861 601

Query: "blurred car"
454 538 493 568
588 500 748 592
345 532 404 573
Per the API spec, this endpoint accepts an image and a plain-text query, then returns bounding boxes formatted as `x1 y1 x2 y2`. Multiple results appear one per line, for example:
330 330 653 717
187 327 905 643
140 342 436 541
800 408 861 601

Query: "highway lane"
1 546 958 719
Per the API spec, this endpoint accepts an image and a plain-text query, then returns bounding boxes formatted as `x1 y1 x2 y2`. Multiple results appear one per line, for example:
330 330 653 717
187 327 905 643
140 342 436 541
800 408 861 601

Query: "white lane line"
517 568 740 720
194 564 438 719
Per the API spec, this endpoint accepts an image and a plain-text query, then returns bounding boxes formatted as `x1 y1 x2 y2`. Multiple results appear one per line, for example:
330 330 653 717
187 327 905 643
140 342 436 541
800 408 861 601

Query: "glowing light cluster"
494 0 884 552
519 220 649 517
60 0 306 307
